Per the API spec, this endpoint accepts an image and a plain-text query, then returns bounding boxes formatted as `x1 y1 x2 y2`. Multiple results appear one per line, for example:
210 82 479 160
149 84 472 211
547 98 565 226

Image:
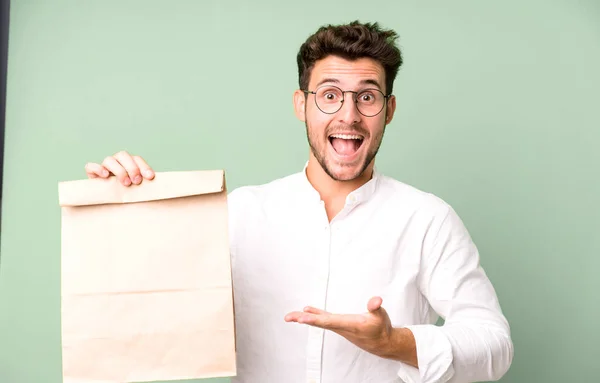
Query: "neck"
305 152 374 202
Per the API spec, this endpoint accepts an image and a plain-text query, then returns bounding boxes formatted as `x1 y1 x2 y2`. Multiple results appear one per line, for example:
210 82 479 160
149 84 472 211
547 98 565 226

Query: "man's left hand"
284 296 397 359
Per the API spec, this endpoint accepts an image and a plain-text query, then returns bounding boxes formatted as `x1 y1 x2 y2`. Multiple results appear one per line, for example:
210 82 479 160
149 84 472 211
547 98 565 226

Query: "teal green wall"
1 1 599 382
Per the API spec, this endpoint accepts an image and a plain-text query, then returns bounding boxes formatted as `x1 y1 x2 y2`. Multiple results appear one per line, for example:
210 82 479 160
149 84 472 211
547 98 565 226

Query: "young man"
85 21 513 383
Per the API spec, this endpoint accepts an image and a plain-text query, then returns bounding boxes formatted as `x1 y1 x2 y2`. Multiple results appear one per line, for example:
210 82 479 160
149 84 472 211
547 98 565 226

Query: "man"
85 21 513 383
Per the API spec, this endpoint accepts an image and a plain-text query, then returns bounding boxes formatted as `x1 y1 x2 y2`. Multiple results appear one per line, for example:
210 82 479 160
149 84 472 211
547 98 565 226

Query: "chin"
323 159 368 182
308 133 377 182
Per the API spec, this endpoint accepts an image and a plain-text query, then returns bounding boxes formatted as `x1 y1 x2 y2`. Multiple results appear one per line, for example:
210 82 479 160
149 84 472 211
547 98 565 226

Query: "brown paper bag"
58 170 237 383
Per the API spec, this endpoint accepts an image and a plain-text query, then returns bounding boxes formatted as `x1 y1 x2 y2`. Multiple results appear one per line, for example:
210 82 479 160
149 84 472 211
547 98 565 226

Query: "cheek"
307 112 333 135
365 118 386 136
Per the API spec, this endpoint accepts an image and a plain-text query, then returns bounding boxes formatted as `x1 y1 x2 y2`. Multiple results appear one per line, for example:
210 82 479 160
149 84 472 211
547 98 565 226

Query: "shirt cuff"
396 325 455 383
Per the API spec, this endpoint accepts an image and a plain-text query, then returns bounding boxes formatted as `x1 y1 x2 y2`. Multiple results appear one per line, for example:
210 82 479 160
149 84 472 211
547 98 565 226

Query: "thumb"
367 296 383 313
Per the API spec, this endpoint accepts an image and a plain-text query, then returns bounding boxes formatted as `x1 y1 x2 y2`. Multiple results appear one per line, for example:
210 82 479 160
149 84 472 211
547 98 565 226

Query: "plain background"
0 0 8 226
1 1 599 382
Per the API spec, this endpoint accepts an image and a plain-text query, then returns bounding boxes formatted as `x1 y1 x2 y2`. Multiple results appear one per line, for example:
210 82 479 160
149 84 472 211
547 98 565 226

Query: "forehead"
309 55 385 90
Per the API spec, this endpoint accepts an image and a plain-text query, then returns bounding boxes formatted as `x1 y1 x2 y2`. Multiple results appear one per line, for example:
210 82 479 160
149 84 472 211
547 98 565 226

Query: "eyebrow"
315 78 340 88
360 79 383 90
314 78 383 91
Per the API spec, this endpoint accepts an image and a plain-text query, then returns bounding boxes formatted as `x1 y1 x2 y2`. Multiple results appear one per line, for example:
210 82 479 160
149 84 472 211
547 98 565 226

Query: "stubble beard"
305 119 386 182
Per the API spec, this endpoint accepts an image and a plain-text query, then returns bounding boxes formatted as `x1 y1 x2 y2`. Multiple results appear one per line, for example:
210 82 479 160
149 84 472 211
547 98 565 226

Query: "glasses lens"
313 86 386 116
356 89 385 116
315 86 344 114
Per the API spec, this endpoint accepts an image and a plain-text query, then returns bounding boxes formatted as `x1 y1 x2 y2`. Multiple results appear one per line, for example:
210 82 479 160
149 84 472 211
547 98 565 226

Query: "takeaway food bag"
57 170 236 383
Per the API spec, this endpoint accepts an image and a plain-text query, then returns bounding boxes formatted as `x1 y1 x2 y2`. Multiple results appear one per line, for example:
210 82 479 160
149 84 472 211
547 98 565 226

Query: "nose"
338 94 362 125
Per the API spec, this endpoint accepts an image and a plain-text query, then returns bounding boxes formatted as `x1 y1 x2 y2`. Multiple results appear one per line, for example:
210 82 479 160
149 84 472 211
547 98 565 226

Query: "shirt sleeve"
396 204 514 383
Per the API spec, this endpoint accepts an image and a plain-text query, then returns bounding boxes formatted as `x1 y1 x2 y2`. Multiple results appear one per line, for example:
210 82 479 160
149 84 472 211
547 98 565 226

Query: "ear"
384 95 397 125
293 89 306 122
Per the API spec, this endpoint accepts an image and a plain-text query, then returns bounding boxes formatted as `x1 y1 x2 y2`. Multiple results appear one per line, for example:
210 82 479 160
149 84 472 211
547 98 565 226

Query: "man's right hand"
85 151 155 186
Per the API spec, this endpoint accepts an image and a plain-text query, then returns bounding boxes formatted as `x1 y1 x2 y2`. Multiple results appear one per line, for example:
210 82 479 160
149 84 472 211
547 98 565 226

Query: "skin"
85 54 418 370
294 56 395 221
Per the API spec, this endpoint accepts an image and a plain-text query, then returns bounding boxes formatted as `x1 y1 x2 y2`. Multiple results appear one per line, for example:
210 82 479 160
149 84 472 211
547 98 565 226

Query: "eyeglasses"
303 85 391 117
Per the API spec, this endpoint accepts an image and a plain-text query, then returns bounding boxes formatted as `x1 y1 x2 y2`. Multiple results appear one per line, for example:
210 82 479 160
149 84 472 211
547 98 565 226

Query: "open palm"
284 296 394 357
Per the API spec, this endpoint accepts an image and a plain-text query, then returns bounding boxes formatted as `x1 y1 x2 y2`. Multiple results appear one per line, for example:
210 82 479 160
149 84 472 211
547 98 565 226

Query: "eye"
318 87 342 103
358 91 376 103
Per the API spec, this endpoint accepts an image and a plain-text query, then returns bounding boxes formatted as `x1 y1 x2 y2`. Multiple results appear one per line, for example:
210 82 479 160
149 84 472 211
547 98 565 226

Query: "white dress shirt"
226 165 513 383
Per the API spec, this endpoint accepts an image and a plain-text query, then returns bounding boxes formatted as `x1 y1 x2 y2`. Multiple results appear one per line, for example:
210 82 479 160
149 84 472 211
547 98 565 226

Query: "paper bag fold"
58 170 236 383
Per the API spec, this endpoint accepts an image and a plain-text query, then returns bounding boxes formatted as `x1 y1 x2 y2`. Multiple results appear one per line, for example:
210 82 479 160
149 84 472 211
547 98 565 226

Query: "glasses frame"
302 85 392 117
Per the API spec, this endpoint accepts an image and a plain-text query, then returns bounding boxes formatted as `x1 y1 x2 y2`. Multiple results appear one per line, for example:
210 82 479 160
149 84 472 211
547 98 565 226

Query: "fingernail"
133 175 142 184
143 170 153 178
102 170 109 177
123 177 131 186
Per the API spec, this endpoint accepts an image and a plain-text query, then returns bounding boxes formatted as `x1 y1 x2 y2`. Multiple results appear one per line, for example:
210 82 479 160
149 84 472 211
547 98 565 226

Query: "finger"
287 310 365 334
303 306 328 315
300 313 354 331
114 151 142 185
102 156 132 186
367 296 383 312
85 162 110 179
285 312 321 325
284 312 329 327
132 155 155 180
284 311 305 322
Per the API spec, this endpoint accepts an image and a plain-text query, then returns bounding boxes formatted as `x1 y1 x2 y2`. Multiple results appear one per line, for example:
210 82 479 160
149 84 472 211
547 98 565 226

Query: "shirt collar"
299 161 380 205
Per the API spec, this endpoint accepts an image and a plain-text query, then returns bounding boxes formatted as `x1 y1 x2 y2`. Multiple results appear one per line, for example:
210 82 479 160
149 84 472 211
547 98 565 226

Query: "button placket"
305 202 332 383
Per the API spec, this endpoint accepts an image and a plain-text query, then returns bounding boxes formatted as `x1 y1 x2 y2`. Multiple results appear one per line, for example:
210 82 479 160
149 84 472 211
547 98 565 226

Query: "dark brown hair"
296 21 403 95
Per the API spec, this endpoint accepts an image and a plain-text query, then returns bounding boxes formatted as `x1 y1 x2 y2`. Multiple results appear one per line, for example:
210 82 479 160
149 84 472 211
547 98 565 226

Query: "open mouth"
328 133 364 157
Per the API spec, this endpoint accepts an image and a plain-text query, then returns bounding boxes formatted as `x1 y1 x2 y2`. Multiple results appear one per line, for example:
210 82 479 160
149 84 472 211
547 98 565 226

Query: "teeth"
330 134 363 140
